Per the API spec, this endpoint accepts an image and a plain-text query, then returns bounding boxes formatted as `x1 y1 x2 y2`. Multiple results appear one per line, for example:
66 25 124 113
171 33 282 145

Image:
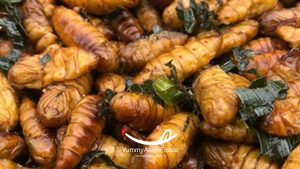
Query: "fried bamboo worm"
109 92 179 132
52 6 118 72
0 132 25 160
38 0 55 17
133 20 258 83
95 73 126 95
55 95 105 169
143 113 200 169
282 144 300 169
261 64 300 136
8 45 98 89
259 7 300 36
20 98 56 166
193 66 238 127
200 118 257 144
244 50 287 77
0 72 18 132
92 135 143 169
276 25 300 48
218 0 278 24
202 141 279 169
120 31 188 72
109 8 144 43
242 37 288 55
38 74 92 127
61 0 139 15
22 0 57 52
88 17 116 40
163 0 229 29
136 0 162 32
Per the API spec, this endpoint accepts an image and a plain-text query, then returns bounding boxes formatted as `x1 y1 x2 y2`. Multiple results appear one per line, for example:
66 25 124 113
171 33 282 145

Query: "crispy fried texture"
38 74 92 127
20 98 56 165
52 6 118 72
89 17 116 40
8 45 98 89
109 8 144 43
0 159 28 169
61 0 139 15
242 37 288 55
260 7 300 36
38 0 55 17
276 26 300 47
120 31 188 72
200 118 257 144
218 0 277 24
92 135 143 169
55 95 105 169
261 63 300 136
143 113 200 169
22 0 57 52
193 66 238 127
137 0 162 32
133 20 258 83
202 141 279 169
109 92 178 132
163 0 228 28
245 50 287 76
95 73 126 95
0 72 18 132
228 73 250 88
0 132 25 160
282 144 300 169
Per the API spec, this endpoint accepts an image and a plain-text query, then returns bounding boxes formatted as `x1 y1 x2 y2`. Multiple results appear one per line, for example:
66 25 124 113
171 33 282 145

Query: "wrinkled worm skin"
193 66 238 127
95 73 126 95
55 95 105 169
0 132 25 160
109 8 144 43
143 113 200 169
109 92 178 132
37 74 92 128
8 45 98 89
52 6 118 72
133 20 258 83
61 0 139 15
202 141 279 169
0 72 19 132
92 135 143 169
22 0 57 52
0 159 28 169
120 31 188 72
20 98 57 166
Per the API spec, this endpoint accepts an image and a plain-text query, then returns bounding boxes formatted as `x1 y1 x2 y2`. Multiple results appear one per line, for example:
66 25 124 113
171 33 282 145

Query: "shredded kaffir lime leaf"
176 0 218 34
235 77 288 123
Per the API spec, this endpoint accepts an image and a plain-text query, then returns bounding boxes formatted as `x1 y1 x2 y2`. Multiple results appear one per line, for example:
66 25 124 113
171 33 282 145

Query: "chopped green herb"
40 54 51 65
235 77 297 162
235 78 288 123
98 89 117 118
252 126 300 162
176 0 219 33
153 76 188 105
